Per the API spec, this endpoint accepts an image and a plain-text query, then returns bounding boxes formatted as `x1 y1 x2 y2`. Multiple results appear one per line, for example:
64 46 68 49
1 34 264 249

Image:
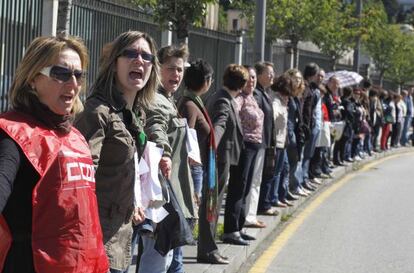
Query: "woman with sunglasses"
75 31 159 273
0 35 108 273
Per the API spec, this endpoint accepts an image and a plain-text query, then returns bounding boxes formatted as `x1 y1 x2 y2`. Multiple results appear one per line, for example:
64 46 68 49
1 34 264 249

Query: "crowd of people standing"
0 31 413 273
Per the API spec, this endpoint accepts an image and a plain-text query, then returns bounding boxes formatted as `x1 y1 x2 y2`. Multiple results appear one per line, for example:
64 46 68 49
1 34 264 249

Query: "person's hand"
132 207 145 225
194 193 201 207
159 156 172 179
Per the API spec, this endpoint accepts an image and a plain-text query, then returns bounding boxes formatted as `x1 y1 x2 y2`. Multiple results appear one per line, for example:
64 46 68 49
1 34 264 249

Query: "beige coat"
272 92 289 148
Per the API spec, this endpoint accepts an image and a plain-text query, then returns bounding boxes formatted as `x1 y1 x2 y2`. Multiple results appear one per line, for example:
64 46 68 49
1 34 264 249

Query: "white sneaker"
295 188 309 197
311 178 322 185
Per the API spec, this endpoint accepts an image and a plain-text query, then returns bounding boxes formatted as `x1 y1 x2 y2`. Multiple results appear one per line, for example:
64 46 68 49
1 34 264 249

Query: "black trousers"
223 142 261 233
333 136 347 163
391 122 402 147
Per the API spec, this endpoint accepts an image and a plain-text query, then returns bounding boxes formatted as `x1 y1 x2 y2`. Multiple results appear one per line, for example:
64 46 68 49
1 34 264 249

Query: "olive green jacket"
75 90 145 271
144 89 196 219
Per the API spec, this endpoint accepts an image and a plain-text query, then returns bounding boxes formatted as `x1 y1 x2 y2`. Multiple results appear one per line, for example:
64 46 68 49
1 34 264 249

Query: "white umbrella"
324 70 363 88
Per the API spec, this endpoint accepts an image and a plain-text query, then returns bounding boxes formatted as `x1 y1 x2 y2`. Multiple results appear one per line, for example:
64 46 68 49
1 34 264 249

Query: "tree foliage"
131 0 217 41
312 2 357 70
385 31 414 88
381 0 399 23
264 0 332 66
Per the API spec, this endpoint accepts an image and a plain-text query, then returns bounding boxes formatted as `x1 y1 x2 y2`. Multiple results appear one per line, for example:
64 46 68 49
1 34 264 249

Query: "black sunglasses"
40 65 85 83
120 49 155 62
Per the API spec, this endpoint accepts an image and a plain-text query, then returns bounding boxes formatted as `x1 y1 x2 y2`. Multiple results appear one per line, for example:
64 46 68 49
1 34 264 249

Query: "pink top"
235 93 264 144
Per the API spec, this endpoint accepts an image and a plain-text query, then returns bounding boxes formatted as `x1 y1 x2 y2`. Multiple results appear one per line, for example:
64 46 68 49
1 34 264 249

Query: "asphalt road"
246 152 414 273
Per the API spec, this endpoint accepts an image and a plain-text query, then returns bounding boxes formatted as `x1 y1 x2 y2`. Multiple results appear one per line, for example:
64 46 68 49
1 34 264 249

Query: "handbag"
154 176 195 256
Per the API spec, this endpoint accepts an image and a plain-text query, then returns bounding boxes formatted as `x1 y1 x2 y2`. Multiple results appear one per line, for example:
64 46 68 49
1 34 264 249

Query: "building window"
232 19 238 30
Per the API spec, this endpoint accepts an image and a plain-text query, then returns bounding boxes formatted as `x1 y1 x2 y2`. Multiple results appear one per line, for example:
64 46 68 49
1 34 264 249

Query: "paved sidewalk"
129 147 413 273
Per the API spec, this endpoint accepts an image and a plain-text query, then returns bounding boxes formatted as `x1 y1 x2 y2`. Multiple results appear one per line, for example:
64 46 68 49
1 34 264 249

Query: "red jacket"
0 111 108 273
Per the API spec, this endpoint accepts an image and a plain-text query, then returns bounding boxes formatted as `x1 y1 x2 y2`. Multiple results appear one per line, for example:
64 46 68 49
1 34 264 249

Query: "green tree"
386 32 414 90
312 2 357 70
381 0 399 23
235 0 356 67
364 24 402 86
132 0 217 43
233 0 312 66
265 0 338 67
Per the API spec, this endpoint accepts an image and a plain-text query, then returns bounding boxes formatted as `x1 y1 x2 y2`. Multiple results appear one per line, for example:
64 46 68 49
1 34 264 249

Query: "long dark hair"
90 31 159 109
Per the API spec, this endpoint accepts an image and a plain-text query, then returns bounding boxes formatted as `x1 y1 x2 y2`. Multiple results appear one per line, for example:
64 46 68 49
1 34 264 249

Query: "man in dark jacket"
301 63 322 191
254 62 279 216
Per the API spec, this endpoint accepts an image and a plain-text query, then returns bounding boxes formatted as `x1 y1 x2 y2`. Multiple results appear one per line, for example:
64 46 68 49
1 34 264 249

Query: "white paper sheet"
186 125 202 164
134 141 169 223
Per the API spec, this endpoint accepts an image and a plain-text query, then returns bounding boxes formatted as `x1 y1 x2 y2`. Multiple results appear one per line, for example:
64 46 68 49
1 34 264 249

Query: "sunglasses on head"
120 49 155 62
40 65 85 83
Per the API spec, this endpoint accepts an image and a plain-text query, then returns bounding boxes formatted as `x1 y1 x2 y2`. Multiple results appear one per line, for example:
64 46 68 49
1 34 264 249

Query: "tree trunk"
175 16 189 45
379 70 384 87
57 0 72 35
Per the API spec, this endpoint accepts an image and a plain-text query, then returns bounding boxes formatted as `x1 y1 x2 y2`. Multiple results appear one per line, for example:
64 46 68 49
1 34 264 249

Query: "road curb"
182 146 414 273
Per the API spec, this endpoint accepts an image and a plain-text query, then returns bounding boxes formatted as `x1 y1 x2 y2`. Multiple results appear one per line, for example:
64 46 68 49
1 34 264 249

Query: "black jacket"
207 88 244 166
302 82 320 139
253 84 275 148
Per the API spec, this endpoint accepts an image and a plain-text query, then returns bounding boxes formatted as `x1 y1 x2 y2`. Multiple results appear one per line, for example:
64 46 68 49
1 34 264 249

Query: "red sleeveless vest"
0 111 108 273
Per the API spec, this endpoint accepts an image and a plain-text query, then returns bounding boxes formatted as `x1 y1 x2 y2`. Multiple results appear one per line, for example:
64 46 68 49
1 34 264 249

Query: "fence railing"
70 0 238 95
0 0 43 112
70 0 162 94
183 27 237 93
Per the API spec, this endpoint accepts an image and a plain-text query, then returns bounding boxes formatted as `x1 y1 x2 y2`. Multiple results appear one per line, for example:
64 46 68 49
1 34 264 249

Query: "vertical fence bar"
0 0 42 112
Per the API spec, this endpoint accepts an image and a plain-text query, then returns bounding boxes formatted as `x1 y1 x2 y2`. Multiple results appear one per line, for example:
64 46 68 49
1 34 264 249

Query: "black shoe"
197 252 229 264
222 234 249 245
240 232 256 241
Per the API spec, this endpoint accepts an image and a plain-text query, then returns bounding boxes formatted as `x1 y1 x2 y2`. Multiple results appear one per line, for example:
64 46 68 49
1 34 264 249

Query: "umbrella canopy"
324 70 363 88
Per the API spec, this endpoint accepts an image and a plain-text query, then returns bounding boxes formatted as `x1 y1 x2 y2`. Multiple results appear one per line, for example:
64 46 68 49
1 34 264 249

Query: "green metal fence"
70 0 237 94
0 0 238 111
0 0 43 112
183 27 237 93
70 0 162 93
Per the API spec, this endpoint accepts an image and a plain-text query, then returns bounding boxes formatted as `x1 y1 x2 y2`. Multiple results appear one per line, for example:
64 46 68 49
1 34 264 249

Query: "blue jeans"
277 151 290 202
302 127 320 182
190 165 203 198
167 247 183 273
286 144 303 192
401 116 412 145
270 148 286 204
138 234 173 273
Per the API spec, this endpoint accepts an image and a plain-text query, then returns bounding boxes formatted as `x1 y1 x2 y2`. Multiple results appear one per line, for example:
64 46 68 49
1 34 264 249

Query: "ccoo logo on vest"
59 150 95 190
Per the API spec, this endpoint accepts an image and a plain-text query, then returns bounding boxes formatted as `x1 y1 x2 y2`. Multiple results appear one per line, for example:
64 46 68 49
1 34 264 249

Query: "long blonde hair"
90 31 159 109
9 35 88 114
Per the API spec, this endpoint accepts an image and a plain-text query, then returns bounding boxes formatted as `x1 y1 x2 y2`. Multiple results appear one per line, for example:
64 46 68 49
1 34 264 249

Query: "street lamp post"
254 0 266 62
353 0 362 73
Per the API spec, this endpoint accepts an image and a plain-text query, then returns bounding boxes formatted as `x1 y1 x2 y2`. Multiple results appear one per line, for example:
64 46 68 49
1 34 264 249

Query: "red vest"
0 111 108 273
